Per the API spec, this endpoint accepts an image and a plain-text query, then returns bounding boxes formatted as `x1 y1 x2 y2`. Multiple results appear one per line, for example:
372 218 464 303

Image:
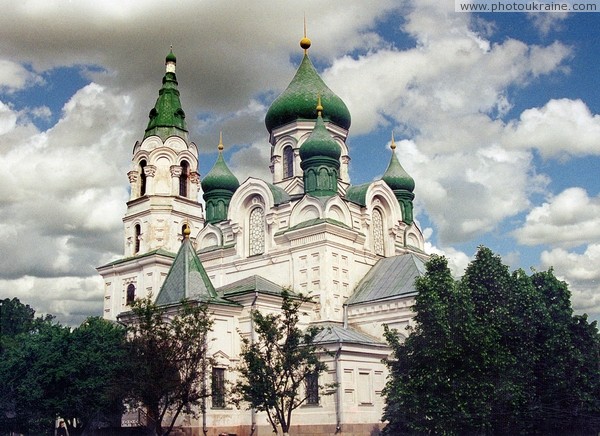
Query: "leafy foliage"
383 247 600 435
233 289 333 435
124 295 213 436
0 299 128 435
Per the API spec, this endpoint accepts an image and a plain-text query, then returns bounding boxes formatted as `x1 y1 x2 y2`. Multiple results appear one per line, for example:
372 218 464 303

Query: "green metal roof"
347 253 427 305
155 237 233 306
144 50 188 141
344 183 371 206
266 183 291 205
217 275 290 298
265 54 351 133
313 323 386 347
98 248 175 268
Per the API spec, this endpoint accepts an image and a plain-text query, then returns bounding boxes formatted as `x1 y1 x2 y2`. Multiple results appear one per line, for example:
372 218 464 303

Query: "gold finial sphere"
391 132 397 150
183 224 191 238
218 131 224 152
300 37 312 50
316 95 323 114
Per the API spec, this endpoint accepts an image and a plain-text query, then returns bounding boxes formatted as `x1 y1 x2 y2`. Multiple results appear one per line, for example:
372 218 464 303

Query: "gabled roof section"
155 237 232 306
217 275 289 298
313 323 386 347
347 253 427 305
274 217 353 236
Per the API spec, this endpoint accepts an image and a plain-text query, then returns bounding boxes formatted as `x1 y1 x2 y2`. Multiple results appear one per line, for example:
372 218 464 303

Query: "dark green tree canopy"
383 247 600 435
0 299 128 435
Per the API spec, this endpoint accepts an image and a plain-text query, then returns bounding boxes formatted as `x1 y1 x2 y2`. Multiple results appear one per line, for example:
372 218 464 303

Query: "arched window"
372 208 385 256
179 160 189 197
126 283 135 305
134 224 141 254
249 207 265 256
139 160 147 196
283 146 294 179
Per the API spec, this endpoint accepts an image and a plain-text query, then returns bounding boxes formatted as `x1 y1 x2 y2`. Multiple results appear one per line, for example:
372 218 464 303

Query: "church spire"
144 48 188 141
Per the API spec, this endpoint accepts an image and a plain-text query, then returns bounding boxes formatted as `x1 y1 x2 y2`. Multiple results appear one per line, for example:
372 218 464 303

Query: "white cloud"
540 244 600 319
424 240 472 278
0 100 17 135
0 83 133 300
506 99 600 158
513 187 600 247
396 138 548 243
0 59 43 92
527 11 570 36
0 275 105 326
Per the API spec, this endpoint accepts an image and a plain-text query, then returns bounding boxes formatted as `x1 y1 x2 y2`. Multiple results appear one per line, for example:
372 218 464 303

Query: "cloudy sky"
1 0 599 325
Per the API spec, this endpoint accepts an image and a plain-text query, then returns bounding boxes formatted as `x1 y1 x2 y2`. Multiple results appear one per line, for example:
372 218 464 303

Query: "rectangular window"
212 368 226 408
306 372 319 405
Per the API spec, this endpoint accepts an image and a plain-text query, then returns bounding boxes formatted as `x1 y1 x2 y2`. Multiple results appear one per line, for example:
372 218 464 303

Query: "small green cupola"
201 133 240 224
299 98 341 197
144 48 189 141
382 133 415 225
265 37 351 134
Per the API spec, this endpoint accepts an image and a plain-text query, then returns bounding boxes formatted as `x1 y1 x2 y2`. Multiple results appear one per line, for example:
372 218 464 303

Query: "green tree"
124 296 213 436
0 300 129 435
233 289 333 436
62 317 129 433
383 247 600 435
531 270 600 433
0 311 70 435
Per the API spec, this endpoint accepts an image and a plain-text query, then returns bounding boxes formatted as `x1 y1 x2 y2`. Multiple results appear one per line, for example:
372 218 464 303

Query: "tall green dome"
299 101 341 197
299 105 342 162
265 39 351 134
201 135 240 224
144 49 188 141
382 148 415 194
382 134 415 225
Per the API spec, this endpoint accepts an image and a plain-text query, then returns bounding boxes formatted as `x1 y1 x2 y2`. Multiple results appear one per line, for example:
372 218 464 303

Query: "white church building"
98 36 428 436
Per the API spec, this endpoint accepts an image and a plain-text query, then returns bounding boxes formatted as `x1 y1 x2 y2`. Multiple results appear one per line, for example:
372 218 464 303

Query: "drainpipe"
334 343 343 433
249 291 259 435
202 338 208 436
335 304 348 432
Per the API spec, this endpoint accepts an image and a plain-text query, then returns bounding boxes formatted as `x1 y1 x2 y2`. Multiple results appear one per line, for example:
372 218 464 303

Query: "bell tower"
98 49 204 320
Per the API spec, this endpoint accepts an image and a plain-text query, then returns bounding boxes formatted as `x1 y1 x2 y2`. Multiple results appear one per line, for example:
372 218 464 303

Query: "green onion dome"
165 48 177 64
201 135 240 195
382 135 415 193
299 104 342 162
265 38 351 134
